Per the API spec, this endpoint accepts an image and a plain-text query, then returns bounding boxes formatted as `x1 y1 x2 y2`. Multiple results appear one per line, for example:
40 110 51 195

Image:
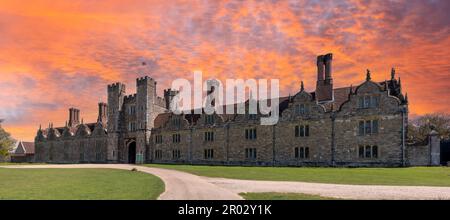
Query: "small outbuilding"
10 141 35 163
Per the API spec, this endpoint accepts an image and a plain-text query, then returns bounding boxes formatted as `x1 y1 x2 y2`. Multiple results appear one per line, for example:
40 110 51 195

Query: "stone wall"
406 144 429 166
34 130 108 164
406 131 441 166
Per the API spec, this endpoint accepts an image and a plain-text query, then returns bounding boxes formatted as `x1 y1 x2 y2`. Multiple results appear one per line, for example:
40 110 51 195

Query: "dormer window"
295 104 309 115
358 95 380 109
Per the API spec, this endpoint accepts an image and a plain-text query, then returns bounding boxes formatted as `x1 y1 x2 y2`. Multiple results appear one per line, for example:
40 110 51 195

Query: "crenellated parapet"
107 82 126 93
136 76 157 86
124 94 137 102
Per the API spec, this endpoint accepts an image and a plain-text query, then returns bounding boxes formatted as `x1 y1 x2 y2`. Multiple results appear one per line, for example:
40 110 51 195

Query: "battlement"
124 94 137 101
164 88 180 96
107 82 126 92
136 76 157 86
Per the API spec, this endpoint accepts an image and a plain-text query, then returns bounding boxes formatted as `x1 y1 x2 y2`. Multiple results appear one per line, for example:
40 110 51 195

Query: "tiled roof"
22 141 35 154
153 113 172 129
152 79 403 128
14 141 35 155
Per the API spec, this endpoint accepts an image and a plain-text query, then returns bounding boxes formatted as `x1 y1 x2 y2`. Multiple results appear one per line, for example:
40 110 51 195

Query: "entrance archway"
128 141 136 164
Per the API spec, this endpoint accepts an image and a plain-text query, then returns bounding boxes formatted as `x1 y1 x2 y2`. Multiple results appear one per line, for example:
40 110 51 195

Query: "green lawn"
0 162 46 166
0 168 164 200
144 164 450 187
240 192 338 200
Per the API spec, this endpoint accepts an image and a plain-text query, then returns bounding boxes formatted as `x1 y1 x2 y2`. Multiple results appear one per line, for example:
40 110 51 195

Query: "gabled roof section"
14 141 35 155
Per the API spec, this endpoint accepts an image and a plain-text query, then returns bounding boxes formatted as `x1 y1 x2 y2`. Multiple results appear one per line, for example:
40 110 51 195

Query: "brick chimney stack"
317 55 325 81
97 102 107 125
324 53 333 83
315 53 334 103
68 108 80 127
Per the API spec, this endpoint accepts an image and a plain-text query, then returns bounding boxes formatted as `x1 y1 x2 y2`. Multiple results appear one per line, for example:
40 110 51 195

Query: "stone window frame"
172 149 181 159
245 148 257 160
358 119 379 136
128 122 137 132
172 117 181 127
294 147 310 159
357 145 379 159
295 103 310 115
155 135 163 144
172 133 181 143
295 125 310 137
358 95 380 109
128 105 136 115
245 128 257 140
204 149 214 159
155 149 163 159
94 140 103 161
204 131 215 142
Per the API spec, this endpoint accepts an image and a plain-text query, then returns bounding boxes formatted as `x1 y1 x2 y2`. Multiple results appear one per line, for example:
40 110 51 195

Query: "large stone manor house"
34 53 437 166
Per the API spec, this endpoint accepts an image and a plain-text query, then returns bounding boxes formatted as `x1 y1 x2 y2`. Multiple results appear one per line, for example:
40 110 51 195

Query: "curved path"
2 164 450 200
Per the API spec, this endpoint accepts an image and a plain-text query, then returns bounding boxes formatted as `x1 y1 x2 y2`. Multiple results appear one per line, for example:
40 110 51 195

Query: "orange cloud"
0 0 449 141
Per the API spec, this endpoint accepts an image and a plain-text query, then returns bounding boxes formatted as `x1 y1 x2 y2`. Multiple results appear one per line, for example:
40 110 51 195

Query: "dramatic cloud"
0 0 449 140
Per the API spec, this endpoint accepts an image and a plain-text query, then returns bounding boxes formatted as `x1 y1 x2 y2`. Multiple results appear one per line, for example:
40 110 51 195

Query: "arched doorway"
128 141 136 164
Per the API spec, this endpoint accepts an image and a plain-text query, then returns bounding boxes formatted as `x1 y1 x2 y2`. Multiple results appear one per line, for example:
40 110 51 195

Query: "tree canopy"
408 113 450 143
0 121 16 159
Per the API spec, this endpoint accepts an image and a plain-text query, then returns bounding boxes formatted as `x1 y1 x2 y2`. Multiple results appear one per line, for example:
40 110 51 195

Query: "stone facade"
34 53 429 167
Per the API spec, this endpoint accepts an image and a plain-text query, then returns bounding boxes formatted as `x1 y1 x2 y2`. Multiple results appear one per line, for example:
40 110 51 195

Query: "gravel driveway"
2 164 450 200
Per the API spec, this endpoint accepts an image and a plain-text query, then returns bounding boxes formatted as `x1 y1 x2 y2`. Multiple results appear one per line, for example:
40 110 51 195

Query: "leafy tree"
408 113 450 142
0 120 16 160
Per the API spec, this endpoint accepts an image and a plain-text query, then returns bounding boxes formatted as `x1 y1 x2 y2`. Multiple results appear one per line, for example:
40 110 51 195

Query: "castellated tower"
136 76 156 130
107 82 126 162
135 76 157 162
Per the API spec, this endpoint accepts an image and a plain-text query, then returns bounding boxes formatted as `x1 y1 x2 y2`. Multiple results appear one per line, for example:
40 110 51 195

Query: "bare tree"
408 113 450 143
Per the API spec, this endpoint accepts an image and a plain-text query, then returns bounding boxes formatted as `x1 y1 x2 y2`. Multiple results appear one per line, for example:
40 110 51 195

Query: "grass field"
0 162 45 166
240 192 339 200
144 164 450 187
0 168 164 200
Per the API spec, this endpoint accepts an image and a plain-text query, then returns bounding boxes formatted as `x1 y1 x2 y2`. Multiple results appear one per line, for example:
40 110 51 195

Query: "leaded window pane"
359 121 365 136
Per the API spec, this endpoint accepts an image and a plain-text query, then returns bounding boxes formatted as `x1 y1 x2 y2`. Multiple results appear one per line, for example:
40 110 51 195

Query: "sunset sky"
0 0 449 141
